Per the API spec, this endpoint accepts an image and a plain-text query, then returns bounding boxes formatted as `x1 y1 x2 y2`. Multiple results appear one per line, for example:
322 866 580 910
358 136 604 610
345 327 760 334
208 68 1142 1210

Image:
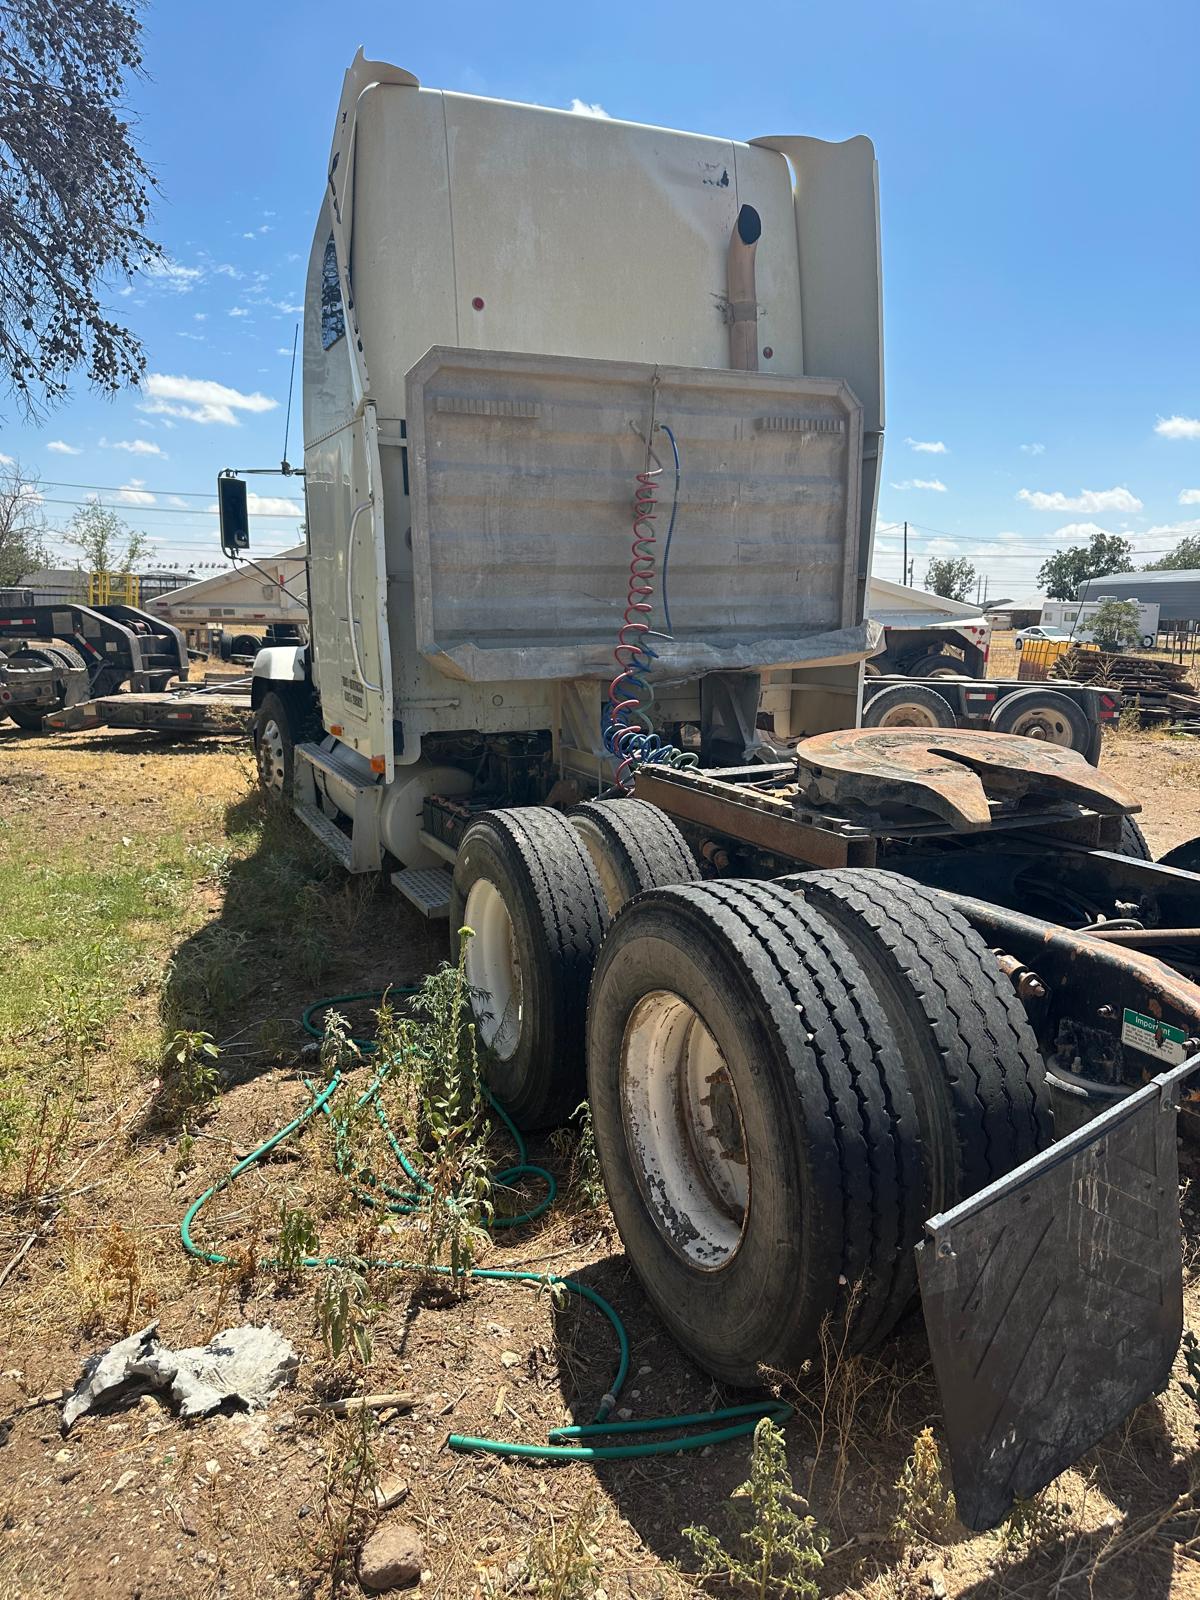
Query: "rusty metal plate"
918 1054 1200 1530
793 727 1138 829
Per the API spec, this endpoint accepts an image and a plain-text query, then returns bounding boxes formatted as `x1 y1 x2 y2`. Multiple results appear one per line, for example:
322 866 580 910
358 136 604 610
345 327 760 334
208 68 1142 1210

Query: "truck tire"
1159 834 1200 873
452 807 607 1130
5 647 70 731
904 652 969 679
1141 634 1156 651
254 691 296 800
794 869 1052 1213
1116 815 1152 860
569 798 698 917
586 880 925 1382
862 683 956 730
988 688 1089 750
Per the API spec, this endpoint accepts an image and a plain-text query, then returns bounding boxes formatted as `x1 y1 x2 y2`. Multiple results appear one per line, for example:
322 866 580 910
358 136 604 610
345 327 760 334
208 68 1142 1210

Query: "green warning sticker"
1121 1008 1187 1064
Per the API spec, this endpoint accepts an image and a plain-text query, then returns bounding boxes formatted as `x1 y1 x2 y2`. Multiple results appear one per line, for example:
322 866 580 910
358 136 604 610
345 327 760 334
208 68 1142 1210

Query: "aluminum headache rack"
918 1051 1200 1529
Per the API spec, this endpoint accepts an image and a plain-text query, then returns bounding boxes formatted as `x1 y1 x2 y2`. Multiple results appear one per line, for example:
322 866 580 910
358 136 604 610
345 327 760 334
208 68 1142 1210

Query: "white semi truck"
224 53 1200 1530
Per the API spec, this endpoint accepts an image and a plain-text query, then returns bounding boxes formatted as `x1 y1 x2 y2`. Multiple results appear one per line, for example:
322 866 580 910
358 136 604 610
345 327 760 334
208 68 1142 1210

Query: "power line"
35 495 300 518
33 477 303 505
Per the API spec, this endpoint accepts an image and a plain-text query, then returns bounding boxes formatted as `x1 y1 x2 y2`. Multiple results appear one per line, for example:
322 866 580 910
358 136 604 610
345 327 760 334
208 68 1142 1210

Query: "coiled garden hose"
179 988 790 1461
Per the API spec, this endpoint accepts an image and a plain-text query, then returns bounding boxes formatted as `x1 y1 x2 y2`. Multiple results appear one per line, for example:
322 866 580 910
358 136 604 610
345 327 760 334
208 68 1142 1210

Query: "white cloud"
1020 442 1046 455
214 263 242 279
47 439 81 455
205 493 303 518
116 479 156 506
1144 518 1200 540
143 257 203 293
891 478 948 492
904 437 947 454
103 437 165 458
0 452 13 466
258 224 271 234
1179 489 1200 506
228 306 249 318
1018 486 1142 513
277 347 293 355
141 373 277 427
242 231 256 240
167 495 189 509
268 299 303 315
193 312 207 322
1155 415 1200 441
569 98 610 117
117 284 135 298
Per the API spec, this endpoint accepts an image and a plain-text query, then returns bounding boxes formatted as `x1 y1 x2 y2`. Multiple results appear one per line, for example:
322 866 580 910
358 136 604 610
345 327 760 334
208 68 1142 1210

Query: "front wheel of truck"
254 691 295 802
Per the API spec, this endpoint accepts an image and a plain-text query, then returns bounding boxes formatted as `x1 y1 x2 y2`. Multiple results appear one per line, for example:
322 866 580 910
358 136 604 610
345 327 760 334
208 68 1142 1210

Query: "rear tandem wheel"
585 871 1054 1388
586 879 926 1384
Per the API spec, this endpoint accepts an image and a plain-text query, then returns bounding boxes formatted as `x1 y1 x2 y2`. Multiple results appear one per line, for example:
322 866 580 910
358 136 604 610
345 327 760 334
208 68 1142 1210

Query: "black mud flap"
917 1053 1200 1531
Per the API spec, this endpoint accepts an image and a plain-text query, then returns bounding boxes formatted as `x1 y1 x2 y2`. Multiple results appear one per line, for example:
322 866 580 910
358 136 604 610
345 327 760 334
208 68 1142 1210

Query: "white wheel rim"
878 703 941 728
463 877 523 1061
258 717 286 793
620 990 748 1269
573 819 626 918
1009 708 1073 745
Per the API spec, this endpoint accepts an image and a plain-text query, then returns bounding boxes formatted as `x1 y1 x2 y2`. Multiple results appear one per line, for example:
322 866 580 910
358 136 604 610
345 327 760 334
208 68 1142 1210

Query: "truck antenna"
281 323 299 474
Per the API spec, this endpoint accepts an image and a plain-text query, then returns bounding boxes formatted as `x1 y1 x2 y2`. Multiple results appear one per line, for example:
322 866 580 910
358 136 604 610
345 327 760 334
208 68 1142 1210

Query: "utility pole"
902 521 908 587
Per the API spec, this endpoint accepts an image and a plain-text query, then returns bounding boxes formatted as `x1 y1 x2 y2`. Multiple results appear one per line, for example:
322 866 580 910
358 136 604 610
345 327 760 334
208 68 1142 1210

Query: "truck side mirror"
218 474 250 556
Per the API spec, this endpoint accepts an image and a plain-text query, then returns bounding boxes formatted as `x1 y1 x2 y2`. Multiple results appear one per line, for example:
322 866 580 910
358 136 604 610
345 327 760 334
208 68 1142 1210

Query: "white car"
1013 625 1074 651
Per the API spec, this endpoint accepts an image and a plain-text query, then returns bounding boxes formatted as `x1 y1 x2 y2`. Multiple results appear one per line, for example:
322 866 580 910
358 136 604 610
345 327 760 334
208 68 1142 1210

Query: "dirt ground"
2 720 1200 1599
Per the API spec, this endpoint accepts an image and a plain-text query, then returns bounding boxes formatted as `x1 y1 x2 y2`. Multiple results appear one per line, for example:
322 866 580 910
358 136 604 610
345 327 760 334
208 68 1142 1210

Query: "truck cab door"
305 403 395 779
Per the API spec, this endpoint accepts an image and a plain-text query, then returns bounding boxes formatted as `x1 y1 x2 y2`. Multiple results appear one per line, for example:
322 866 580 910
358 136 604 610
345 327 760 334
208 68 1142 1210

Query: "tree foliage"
924 556 977 603
1037 532 1134 599
63 502 149 576
0 0 160 412
0 459 48 585
1088 597 1141 651
1143 534 1200 572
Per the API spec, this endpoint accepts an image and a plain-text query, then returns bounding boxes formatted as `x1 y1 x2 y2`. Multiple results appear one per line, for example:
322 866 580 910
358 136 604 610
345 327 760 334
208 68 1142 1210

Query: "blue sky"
4 0 1198 601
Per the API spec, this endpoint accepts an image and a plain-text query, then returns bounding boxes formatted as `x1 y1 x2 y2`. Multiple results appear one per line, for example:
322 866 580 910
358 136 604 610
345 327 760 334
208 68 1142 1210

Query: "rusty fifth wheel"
586 880 926 1384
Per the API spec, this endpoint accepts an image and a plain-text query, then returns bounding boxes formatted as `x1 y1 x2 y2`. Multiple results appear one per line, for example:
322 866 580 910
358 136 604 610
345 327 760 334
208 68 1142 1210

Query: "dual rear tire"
585 869 1052 1386
450 800 698 1128
449 800 1053 1390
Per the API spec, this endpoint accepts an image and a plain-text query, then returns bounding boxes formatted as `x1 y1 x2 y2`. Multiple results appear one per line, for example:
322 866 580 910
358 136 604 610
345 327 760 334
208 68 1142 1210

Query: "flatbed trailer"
45 678 252 736
0 600 188 731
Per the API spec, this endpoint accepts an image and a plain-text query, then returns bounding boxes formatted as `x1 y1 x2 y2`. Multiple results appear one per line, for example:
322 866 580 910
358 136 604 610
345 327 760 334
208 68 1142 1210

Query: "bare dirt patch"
2 723 1200 1599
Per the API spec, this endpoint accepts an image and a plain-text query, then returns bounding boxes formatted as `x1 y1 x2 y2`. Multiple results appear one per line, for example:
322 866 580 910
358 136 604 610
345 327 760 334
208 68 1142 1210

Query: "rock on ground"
357 1519 424 1592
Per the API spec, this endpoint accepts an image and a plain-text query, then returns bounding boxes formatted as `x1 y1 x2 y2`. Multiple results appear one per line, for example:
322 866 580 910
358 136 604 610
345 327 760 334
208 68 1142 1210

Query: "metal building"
1085 569 1200 624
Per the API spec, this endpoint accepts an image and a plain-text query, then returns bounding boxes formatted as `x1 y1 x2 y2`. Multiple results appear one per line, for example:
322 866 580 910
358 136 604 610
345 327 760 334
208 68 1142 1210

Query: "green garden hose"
179 988 789 1461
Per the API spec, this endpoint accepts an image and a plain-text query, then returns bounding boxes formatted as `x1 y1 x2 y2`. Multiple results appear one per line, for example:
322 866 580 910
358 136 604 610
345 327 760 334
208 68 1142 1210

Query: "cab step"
293 741 383 872
295 802 354 870
391 865 452 918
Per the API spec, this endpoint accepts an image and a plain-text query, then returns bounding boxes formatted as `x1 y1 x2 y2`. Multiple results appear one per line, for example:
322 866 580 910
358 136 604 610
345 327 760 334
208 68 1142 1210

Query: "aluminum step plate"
391 866 452 918
294 801 354 870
